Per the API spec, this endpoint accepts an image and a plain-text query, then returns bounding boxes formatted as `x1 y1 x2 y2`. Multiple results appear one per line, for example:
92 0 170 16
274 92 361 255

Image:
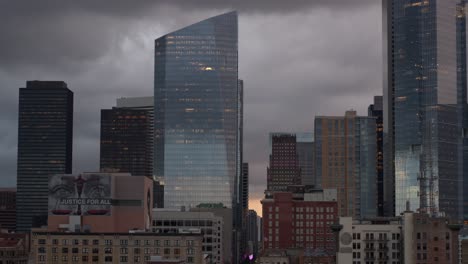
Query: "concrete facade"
31 231 203 264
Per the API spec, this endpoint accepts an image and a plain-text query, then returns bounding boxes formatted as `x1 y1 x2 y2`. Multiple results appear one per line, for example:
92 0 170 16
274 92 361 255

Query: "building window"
38 239 46 245
82 248 89 254
82 239 89 245
144 248 151 254
164 248 170 255
92 248 99 254
134 248 140 254
105 248 112 254
187 248 194 255
120 256 128 262
82 256 89 262
134 256 141 263
38 247 46 253
62 239 68 245
105 239 112 246
187 257 194 263
38 255 46 261
120 248 128 254
155 240 160 246
92 239 99 245
62 248 68 254
72 248 78 253
164 240 170 246
120 239 128 245
52 239 58 245
104 256 112 262
73 239 79 245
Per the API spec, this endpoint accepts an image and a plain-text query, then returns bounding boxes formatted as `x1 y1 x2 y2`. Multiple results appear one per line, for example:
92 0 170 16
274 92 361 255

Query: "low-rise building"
336 217 403 264
403 211 461 264
0 232 29 264
152 207 231 264
47 172 153 233
0 188 16 231
30 231 203 264
261 189 338 252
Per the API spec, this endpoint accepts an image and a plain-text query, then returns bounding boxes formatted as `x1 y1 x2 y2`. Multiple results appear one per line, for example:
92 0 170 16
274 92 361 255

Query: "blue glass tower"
384 0 462 219
154 12 239 209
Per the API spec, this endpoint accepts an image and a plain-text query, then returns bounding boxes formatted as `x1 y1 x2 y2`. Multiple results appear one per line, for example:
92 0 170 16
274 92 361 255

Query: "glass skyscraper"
384 0 462 219
154 12 240 209
16 81 73 232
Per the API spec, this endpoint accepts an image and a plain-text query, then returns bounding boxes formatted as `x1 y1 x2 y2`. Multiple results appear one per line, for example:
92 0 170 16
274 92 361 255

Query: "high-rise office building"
383 0 462 218
100 97 153 177
267 133 301 192
100 97 163 208
368 96 384 217
315 111 377 218
16 81 73 232
154 12 239 209
296 133 315 187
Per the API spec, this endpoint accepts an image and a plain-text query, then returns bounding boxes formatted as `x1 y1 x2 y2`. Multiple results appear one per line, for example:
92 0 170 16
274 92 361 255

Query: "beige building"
30 231 203 264
336 217 403 264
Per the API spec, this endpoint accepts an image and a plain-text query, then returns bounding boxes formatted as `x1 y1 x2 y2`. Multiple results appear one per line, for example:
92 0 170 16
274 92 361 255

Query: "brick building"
267 133 301 191
261 190 338 253
0 232 29 264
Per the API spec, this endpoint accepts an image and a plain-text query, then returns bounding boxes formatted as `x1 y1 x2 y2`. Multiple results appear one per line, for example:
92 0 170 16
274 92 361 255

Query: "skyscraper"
384 0 462 218
315 111 377 218
267 133 301 192
154 12 239 209
296 133 315 186
100 97 153 177
368 96 384 216
16 81 73 232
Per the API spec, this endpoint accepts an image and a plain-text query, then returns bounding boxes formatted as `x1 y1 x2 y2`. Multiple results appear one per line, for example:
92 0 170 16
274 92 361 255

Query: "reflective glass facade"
16 81 73 232
385 0 462 218
154 12 239 209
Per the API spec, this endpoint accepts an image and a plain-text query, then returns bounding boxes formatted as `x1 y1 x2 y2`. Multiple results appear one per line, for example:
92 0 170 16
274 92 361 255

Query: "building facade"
296 133 315 187
100 97 154 178
246 210 259 257
31 232 203 264
0 188 16 231
336 217 403 264
0 232 29 264
261 191 338 253
154 12 240 209
267 133 301 192
151 208 229 264
403 211 461 264
47 173 153 233
315 111 377 218
368 96 384 217
16 80 73 232
383 0 462 219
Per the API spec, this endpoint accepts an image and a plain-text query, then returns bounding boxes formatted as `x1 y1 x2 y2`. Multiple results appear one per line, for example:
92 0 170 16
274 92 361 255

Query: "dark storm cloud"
0 0 382 212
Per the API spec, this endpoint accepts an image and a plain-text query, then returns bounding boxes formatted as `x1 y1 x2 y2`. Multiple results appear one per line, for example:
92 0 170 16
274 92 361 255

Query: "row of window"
37 247 195 255
38 255 196 263
38 239 195 247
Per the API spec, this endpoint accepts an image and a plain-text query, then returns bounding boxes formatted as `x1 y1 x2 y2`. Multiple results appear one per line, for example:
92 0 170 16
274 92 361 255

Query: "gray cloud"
0 1 382 212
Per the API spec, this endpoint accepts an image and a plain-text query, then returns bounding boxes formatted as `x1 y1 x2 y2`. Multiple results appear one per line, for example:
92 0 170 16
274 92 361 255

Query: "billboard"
49 174 112 216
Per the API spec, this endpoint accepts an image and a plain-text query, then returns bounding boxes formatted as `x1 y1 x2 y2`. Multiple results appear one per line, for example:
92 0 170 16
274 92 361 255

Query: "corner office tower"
154 12 240 209
383 0 463 219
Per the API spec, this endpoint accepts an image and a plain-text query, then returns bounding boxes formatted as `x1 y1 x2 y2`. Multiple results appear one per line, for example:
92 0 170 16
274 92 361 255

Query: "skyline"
0 1 382 215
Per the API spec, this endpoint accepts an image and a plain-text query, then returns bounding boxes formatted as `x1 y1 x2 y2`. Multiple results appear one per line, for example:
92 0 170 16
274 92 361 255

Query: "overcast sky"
0 0 382 214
